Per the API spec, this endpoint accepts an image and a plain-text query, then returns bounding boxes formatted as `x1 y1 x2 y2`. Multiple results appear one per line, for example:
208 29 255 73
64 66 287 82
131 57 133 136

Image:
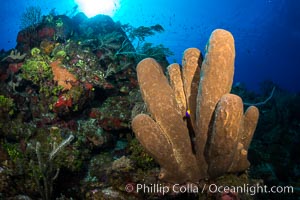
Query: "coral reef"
132 29 259 183
0 10 175 199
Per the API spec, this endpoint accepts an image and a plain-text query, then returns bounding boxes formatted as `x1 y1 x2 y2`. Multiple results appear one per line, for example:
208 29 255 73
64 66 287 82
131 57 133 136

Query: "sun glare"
75 0 120 18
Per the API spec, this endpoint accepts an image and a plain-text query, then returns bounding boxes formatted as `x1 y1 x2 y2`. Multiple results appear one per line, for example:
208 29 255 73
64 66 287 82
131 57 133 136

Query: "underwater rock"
85 186 134 200
77 119 113 150
111 156 133 172
88 152 114 182
77 14 118 37
97 96 132 131
16 14 74 52
40 40 55 55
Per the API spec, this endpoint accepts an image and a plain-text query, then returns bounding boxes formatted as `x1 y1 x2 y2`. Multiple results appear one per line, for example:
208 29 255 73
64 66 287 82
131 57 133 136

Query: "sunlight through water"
75 0 120 17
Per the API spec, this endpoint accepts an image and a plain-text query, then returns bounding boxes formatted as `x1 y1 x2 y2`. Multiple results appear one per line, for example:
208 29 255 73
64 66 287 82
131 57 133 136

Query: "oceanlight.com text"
207 183 294 195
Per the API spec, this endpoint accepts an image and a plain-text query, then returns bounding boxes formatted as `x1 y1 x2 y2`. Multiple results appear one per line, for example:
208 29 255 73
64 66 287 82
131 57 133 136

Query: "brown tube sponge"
132 29 259 183
132 114 188 182
241 106 259 150
228 106 259 172
168 63 186 117
205 94 244 178
182 48 202 130
133 58 201 183
195 29 235 174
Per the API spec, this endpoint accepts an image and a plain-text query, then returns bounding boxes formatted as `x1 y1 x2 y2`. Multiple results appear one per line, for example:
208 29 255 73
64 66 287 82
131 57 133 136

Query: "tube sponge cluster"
132 29 259 183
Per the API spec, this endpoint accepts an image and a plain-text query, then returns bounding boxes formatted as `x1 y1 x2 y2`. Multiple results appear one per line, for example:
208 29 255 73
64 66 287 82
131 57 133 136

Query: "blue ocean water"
1 0 299 92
